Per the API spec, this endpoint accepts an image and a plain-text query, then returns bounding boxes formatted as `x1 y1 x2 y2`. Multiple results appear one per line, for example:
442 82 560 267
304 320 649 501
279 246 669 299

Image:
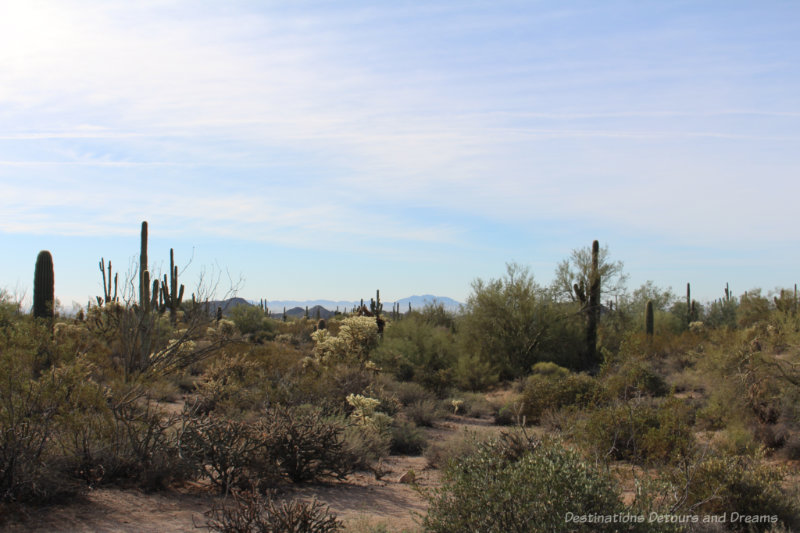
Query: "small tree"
459 263 580 380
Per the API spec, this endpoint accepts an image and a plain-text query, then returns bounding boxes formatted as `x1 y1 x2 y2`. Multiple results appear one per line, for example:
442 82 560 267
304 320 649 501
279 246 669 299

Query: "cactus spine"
645 300 654 336
33 250 54 319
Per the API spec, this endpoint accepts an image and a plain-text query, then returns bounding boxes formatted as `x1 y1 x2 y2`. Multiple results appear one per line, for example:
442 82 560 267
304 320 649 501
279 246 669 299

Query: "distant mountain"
394 295 463 312
261 295 463 314
204 295 463 319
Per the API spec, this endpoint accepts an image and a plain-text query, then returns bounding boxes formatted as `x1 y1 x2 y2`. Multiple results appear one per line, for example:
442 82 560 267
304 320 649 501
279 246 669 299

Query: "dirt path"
2 418 500 532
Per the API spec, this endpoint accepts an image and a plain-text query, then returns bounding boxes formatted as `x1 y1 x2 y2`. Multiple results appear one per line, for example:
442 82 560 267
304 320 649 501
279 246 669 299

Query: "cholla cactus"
207 318 239 341
450 399 464 414
310 316 379 366
346 394 381 424
346 394 391 434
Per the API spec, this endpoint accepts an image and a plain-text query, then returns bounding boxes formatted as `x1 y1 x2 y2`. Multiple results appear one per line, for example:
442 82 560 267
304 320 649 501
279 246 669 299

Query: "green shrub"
521 372 599 423
582 397 695 465
228 304 276 338
403 399 442 427
390 420 427 455
388 380 436 407
343 424 390 471
494 402 523 426
601 357 668 401
424 428 493 470
423 437 630 533
531 361 570 377
452 391 494 418
663 451 800 531
372 315 458 393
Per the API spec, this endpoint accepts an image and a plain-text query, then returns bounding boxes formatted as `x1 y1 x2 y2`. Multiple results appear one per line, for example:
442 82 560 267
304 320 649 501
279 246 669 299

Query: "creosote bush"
582 396 695 465
423 436 635 533
521 371 599 424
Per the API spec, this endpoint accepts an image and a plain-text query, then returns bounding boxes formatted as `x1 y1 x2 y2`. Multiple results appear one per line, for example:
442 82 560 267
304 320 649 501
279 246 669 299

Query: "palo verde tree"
459 263 582 380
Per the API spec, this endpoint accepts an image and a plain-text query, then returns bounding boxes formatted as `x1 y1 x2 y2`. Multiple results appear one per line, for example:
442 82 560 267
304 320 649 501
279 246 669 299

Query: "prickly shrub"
206 490 343 533
179 415 269 492
259 406 352 483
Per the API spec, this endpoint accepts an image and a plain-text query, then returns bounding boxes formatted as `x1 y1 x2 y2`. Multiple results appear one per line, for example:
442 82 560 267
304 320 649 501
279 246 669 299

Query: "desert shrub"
521 372 599 423
424 428 493 470
531 361 570 377
737 290 771 328
711 424 760 457
494 402 524 426
601 356 668 401
371 315 458 393
342 423 390 472
452 351 499 391
582 396 695 465
194 352 265 415
295 364 375 413
206 490 343 533
387 380 435 407
73 391 188 490
662 451 800 531
179 414 270 492
450 391 493 418
390 420 427 455
0 359 90 503
423 437 631 533
259 406 353 483
228 304 276 339
403 399 442 427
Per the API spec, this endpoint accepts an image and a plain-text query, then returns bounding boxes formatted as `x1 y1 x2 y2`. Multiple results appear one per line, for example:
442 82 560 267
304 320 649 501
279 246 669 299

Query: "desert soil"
2 417 500 533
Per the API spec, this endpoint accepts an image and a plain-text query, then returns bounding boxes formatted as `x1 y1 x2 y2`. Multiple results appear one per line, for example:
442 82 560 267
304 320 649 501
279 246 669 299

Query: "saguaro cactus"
160 248 185 322
139 221 148 308
645 300 654 337
99 258 118 305
586 240 601 365
33 250 54 319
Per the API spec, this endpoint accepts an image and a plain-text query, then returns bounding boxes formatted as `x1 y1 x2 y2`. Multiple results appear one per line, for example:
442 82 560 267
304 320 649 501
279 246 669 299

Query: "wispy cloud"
1 0 799 252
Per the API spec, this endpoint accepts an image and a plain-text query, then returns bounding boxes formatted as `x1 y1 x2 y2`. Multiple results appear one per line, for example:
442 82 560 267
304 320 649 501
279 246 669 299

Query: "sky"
1 0 799 310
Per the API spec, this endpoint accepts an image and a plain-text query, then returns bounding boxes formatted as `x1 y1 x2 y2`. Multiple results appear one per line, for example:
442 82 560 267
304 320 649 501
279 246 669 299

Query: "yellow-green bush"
521 371 599 424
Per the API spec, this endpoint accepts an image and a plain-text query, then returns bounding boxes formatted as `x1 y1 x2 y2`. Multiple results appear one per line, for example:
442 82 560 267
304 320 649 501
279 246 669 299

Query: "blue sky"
1 1 799 309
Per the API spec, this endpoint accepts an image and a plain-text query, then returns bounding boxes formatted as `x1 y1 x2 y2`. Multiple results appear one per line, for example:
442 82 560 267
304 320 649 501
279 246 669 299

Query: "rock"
398 470 416 484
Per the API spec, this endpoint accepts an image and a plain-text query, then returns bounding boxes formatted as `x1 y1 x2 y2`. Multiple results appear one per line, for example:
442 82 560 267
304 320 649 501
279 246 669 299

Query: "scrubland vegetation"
1 227 799 532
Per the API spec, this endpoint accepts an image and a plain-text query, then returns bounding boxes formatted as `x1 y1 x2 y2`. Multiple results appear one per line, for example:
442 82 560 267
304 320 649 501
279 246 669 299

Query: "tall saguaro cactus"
645 300 654 337
33 250 55 319
586 240 601 365
139 221 148 309
161 248 185 322
99 258 118 306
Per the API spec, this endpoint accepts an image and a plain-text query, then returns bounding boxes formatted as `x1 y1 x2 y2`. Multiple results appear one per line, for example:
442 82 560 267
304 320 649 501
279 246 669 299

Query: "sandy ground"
0 418 499 533
2 455 436 532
